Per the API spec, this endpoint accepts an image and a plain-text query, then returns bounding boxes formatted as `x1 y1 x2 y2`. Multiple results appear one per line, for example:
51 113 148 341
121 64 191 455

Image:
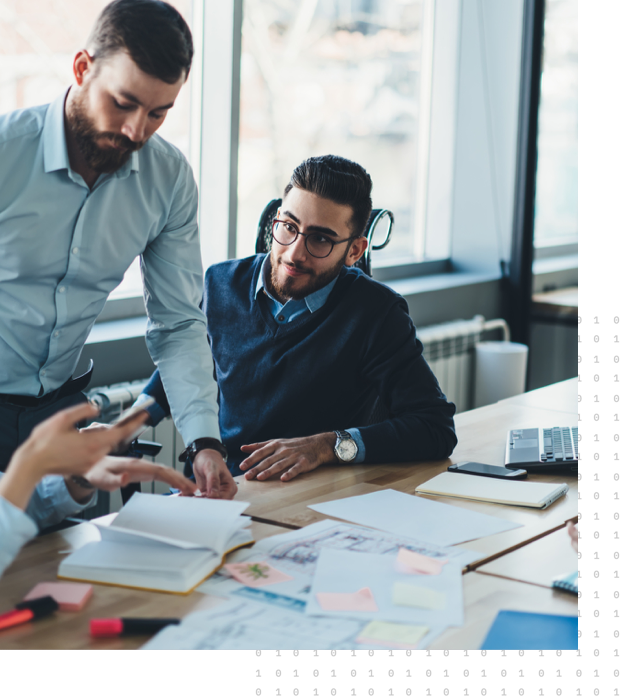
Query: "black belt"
0 360 94 408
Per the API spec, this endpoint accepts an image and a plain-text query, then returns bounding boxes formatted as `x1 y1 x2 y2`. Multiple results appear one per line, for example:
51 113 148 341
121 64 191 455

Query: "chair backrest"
255 199 394 278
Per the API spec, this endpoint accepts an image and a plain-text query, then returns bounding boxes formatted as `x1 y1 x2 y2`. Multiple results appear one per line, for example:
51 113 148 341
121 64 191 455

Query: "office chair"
255 199 394 277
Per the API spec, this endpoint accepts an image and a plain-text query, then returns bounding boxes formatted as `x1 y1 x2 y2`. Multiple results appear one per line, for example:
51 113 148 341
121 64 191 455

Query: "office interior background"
0 0 577 484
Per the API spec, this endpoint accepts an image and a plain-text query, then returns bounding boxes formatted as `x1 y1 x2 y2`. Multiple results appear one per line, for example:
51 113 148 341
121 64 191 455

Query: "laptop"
504 426 578 474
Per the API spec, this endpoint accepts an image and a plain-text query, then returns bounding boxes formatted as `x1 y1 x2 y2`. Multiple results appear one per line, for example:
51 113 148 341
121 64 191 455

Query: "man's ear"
73 50 95 87
345 237 368 267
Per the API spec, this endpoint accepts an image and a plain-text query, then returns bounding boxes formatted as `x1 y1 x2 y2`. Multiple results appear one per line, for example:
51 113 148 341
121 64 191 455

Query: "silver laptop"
505 426 578 474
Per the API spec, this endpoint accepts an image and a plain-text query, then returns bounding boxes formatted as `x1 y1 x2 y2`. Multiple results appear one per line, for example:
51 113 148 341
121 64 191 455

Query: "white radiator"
416 315 510 413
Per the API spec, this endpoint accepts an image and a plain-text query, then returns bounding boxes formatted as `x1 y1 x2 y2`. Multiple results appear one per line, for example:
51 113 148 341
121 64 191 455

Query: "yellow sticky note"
392 582 446 610
356 620 429 649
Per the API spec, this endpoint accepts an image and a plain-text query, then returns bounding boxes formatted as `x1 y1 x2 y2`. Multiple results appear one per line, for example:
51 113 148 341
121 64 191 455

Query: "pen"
0 596 59 631
90 617 180 637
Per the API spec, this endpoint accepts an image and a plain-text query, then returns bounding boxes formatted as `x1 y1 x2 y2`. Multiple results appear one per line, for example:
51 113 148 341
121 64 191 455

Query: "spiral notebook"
551 571 578 595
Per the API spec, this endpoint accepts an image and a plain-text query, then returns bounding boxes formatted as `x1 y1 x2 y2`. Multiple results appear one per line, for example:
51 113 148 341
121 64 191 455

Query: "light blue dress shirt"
255 255 366 462
0 93 219 445
0 474 95 578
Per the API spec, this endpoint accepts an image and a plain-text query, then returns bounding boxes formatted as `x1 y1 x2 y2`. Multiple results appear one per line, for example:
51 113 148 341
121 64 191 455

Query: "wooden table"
497 377 577 413
1 380 577 650
0 519 289 650
475 526 577 587
234 400 578 567
429 572 577 649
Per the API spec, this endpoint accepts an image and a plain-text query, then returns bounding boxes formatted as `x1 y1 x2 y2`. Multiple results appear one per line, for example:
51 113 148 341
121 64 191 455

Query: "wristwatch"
178 437 228 465
334 430 358 463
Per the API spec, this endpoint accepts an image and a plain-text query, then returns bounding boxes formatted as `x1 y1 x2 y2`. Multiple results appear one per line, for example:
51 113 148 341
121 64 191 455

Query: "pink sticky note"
396 548 447 575
23 582 93 611
316 587 379 612
224 561 293 587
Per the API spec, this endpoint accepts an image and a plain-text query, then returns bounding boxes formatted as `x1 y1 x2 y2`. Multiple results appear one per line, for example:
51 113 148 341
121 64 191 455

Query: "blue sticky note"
481 610 578 650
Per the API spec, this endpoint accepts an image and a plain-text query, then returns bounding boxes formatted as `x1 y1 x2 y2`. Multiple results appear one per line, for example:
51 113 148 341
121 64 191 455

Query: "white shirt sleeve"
0 495 38 578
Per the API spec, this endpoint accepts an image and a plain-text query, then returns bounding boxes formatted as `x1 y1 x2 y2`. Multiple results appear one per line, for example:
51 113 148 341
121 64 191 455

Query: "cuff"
179 413 222 447
346 428 366 464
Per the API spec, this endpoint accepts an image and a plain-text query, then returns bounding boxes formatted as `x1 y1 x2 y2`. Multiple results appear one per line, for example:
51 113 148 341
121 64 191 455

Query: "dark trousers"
0 391 88 472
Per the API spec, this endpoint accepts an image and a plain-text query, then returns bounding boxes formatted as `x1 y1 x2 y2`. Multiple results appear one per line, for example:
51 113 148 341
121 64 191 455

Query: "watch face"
336 438 358 461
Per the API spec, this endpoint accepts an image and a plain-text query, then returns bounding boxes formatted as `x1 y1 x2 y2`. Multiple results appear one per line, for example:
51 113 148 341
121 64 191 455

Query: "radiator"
416 315 510 413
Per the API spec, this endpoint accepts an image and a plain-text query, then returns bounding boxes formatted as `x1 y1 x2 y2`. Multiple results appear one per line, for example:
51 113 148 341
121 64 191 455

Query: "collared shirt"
254 254 366 462
0 474 95 578
0 93 219 444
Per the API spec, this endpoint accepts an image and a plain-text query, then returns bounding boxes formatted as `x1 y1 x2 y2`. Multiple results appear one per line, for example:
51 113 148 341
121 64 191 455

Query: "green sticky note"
357 620 429 648
392 582 446 610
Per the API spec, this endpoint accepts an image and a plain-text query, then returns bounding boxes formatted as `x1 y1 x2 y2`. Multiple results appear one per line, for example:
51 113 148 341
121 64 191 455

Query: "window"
237 0 427 264
533 0 578 248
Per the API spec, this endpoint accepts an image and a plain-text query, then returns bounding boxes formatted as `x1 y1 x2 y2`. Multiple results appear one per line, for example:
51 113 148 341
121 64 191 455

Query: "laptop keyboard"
541 427 578 462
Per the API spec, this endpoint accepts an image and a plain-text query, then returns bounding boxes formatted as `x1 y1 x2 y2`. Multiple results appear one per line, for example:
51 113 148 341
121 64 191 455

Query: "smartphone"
448 461 527 480
110 397 155 448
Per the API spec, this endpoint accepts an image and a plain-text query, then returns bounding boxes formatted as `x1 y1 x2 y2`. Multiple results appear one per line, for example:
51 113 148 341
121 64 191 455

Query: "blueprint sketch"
197 519 480 602
142 595 447 651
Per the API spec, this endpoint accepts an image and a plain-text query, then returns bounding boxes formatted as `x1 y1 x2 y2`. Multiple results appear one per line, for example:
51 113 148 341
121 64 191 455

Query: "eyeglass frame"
271 218 360 259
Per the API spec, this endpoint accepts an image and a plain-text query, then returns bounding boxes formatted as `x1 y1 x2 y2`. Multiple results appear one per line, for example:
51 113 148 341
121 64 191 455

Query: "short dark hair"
87 0 193 84
284 155 373 237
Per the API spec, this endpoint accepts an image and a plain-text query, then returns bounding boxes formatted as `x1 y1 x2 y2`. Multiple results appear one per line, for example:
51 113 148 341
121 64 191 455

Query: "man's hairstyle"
87 0 193 83
284 155 373 237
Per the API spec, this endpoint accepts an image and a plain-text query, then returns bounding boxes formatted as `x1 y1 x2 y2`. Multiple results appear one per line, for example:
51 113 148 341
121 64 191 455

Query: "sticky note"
224 561 293 587
392 582 446 610
316 587 379 612
356 620 429 649
396 548 447 575
23 582 93 611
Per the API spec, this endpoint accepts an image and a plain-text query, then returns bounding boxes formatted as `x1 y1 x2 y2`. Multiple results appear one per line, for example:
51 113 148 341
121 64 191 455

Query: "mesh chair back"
255 200 394 278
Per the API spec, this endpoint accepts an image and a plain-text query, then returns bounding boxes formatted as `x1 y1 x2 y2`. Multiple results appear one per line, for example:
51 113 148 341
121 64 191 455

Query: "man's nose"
286 233 309 263
121 113 148 142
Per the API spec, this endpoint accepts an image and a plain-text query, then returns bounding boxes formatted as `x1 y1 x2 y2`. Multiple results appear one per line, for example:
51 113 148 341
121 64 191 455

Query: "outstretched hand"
239 433 337 482
85 456 197 495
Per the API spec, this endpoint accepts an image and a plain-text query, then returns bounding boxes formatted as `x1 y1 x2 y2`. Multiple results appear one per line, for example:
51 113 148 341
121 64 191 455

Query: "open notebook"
415 472 569 509
58 493 254 594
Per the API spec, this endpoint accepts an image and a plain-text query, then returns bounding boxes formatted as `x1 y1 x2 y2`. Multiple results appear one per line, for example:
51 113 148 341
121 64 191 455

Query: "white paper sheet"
308 489 521 546
197 519 481 602
306 548 464 626
142 595 447 650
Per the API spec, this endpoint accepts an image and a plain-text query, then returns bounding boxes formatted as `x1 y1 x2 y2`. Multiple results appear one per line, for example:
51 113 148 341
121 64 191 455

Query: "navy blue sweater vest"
144 255 457 475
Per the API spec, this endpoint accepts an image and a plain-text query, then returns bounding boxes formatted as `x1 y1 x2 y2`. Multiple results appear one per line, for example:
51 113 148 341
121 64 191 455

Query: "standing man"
0 0 235 499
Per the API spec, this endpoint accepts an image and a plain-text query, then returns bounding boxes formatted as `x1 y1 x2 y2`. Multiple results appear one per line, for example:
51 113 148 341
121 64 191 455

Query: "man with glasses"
140 155 457 481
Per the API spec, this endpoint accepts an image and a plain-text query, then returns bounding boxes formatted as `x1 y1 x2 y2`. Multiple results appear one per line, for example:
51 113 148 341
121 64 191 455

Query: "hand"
239 433 336 482
567 520 578 553
14 402 149 479
193 449 238 499
82 456 197 495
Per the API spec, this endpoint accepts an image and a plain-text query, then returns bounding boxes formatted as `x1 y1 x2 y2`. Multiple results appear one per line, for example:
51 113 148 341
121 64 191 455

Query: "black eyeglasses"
272 219 357 259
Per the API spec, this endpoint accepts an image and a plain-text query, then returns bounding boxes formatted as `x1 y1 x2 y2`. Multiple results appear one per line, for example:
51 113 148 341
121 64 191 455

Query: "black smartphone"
448 461 527 480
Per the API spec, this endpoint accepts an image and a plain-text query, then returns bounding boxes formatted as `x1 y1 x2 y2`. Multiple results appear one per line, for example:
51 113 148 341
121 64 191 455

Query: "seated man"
141 155 457 482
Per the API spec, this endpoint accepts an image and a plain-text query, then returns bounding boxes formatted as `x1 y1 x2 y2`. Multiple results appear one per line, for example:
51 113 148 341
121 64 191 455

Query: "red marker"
90 617 180 637
0 596 59 631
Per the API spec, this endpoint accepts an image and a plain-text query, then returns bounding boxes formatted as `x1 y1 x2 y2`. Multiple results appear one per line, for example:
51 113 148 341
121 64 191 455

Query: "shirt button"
54 331 60 337
58 286 66 293
72 247 79 255
41 370 46 376
278 315 285 322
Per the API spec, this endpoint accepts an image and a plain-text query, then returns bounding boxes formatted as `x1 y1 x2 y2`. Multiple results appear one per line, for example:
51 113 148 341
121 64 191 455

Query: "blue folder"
481 610 578 650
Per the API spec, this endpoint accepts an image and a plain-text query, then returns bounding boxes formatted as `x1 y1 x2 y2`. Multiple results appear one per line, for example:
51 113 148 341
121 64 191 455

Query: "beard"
268 249 348 303
66 94 145 173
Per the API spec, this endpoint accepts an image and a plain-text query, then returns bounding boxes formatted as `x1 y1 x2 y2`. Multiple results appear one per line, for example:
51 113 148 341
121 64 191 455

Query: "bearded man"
0 0 236 501
140 155 458 482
